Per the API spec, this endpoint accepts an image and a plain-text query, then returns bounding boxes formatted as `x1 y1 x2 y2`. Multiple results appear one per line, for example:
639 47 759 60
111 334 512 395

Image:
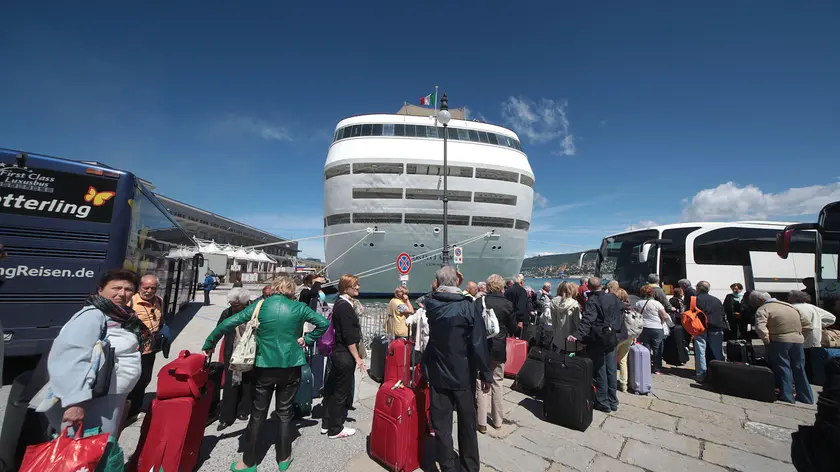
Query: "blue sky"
1 2 838 260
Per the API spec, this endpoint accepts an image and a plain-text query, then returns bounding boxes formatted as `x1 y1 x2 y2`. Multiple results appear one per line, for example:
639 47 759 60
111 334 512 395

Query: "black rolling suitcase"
368 334 388 383
663 325 689 366
0 368 51 472
294 347 315 418
541 350 594 431
707 360 776 402
514 347 548 395
726 340 749 362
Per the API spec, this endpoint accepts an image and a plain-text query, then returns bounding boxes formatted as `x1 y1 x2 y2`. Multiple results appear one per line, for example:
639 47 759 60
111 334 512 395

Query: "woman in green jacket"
203 276 329 472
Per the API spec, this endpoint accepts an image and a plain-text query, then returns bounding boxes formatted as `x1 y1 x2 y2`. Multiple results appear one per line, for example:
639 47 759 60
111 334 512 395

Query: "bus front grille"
0 225 110 244
4 245 107 260
0 292 88 304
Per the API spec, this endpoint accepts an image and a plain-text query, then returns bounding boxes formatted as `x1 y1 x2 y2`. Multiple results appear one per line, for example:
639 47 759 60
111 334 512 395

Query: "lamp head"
438 109 451 125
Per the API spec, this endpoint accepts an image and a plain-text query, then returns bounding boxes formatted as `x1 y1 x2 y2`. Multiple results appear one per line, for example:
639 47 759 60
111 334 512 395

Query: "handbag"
585 303 617 349
19 427 109 472
92 318 115 399
229 299 264 372
481 297 501 338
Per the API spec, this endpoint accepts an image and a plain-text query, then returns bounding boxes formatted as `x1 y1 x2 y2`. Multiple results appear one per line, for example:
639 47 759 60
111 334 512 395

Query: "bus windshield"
819 202 840 309
597 229 659 295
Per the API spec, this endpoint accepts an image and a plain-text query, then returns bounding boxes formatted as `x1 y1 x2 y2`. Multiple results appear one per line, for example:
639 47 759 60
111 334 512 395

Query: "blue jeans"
639 327 665 373
705 330 725 364
589 345 619 412
694 334 708 379
694 330 725 380
768 341 814 404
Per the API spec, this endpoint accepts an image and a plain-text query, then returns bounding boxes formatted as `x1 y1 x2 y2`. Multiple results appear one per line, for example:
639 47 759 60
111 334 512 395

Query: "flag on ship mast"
419 89 437 106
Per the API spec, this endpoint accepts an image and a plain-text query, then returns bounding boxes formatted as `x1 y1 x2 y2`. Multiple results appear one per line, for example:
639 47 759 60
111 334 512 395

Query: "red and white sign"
453 246 463 265
396 252 412 275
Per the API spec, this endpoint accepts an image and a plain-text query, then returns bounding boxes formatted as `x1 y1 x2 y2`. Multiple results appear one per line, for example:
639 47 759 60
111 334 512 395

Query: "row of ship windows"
326 163 535 187
324 213 530 230
353 188 518 206
333 123 523 151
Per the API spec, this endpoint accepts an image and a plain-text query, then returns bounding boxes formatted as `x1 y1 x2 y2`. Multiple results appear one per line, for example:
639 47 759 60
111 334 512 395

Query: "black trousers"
589 345 619 412
322 350 355 436
323 358 354 408
243 366 301 467
220 370 252 425
429 384 480 472
203 290 211 306
127 352 157 416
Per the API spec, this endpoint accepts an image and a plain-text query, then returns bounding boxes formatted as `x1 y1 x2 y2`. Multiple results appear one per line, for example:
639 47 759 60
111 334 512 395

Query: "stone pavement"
118 295 812 471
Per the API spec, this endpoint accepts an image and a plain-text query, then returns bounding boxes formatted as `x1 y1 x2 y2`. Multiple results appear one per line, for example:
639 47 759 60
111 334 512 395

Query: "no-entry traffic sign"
396 252 412 275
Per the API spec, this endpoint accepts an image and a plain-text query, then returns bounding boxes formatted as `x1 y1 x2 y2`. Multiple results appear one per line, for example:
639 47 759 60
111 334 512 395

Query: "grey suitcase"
310 350 327 398
628 342 652 395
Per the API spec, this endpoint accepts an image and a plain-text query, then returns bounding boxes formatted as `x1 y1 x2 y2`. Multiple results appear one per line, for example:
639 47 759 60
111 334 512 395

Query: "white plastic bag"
481 297 501 338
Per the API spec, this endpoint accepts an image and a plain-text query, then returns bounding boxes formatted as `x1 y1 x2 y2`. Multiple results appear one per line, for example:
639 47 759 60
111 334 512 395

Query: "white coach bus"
588 221 838 301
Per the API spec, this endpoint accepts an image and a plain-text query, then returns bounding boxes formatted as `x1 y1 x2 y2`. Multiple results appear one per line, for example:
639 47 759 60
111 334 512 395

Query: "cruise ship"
323 104 534 296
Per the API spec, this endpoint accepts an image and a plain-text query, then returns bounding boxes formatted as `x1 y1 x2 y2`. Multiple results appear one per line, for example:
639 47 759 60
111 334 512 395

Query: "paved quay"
118 294 812 471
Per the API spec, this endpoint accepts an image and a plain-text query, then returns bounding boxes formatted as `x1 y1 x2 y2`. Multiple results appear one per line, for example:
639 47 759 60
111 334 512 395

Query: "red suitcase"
412 362 431 432
385 338 415 384
370 380 422 472
157 350 209 400
504 337 528 378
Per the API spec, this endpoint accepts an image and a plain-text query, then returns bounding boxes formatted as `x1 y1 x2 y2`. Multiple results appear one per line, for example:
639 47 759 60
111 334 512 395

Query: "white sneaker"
320 428 328 435
329 427 356 439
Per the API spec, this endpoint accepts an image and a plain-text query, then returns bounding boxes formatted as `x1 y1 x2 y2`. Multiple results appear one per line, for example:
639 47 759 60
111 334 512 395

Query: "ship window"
515 220 530 230
382 124 394 136
447 127 459 140
472 216 515 228
326 213 351 226
498 134 510 147
361 124 373 136
474 192 517 206
325 164 351 180
405 213 470 225
487 133 498 145
404 124 416 137
520 175 534 187
353 188 403 199
394 124 405 136
425 126 441 138
468 130 479 142
351 125 362 137
334 129 341 142
353 213 403 224
475 168 519 182
405 189 471 202
406 164 473 178
478 131 490 143
457 129 469 140
512 139 522 150
353 163 404 174
342 127 352 139
372 124 383 136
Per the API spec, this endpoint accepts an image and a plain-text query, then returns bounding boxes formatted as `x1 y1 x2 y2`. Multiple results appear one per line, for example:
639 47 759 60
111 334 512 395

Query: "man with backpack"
568 277 625 413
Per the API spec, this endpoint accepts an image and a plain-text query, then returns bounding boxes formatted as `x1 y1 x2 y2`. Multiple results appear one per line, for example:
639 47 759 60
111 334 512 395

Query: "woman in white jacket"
788 290 836 381
551 282 583 353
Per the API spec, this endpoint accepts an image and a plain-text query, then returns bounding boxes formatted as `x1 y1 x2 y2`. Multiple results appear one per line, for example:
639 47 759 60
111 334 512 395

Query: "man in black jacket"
568 277 624 413
424 266 493 472
505 274 529 335
692 280 726 380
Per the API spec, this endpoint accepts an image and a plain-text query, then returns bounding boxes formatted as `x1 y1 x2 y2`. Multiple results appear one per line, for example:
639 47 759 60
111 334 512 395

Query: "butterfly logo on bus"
83 186 116 206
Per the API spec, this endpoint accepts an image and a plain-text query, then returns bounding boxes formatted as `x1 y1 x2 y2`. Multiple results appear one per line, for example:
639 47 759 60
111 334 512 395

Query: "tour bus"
589 221 827 301
777 201 840 310
0 149 200 371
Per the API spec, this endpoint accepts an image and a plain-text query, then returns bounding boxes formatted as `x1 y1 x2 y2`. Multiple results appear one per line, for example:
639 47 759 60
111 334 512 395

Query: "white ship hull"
323 110 534 296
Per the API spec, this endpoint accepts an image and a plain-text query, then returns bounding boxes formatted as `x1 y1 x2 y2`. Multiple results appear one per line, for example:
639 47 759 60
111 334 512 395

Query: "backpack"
681 296 707 338
480 297 501 338
230 299 264 372
624 306 644 340
316 301 336 356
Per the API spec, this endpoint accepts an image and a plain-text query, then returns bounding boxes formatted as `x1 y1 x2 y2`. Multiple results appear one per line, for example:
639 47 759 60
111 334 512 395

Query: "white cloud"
500 96 576 156
533 192 549 208
625 220 659 231
217 115 293 142
463 106 488 122
526 251 558 258
683 181 840 221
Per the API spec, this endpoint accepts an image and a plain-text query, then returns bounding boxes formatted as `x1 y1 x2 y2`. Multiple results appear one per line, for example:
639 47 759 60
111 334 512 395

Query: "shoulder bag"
481 297 501 338
229 299 264 372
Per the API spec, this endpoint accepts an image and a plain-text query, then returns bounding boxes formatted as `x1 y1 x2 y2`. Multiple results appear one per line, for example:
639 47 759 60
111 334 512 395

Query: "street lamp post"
438 92 451 267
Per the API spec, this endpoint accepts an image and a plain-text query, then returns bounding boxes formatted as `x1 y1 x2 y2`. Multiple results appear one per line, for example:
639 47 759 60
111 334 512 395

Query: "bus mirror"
776 230 792 259
638 239 672 264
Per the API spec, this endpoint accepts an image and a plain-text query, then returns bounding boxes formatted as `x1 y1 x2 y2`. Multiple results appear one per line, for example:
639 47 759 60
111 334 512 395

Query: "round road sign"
396 252 412 275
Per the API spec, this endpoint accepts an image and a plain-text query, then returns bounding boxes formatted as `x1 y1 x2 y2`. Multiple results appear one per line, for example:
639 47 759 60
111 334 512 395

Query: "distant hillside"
521 252 586 269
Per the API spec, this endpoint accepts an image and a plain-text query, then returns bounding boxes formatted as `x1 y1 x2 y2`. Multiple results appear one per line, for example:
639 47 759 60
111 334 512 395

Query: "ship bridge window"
353 213 403 224
325 164 351 180
351 125 362 137
342 127 352 139
475 168 519 183
353 163 404 174
361 124 373 136
472 216 515 228
405 124 417 137
382 124 394 136
478 131 490 143
424 126 442 138
515 220 530 230
405 189 472 202
406 164 473 178
372 124 383 136
326 213 351 226
468 130 479 142
353 188 403 199
332 124 523 151
474 192 517 206
405 213 470 225
487 133 498 145
446 128 459 140
394 124 405 136
457 129 469 140
520 175 534 187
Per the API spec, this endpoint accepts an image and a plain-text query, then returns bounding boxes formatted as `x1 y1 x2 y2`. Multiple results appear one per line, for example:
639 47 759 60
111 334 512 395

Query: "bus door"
749 250 810 298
